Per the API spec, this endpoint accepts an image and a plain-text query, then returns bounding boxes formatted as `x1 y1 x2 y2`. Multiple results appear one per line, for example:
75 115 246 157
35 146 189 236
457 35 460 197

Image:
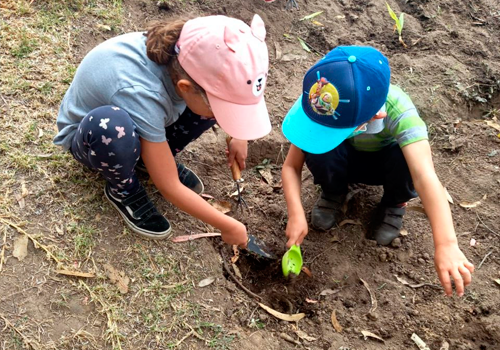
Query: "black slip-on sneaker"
104 183 171 239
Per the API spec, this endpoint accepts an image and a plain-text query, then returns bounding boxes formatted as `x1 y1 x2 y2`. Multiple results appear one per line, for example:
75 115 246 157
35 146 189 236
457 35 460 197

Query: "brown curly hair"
145 19 205 96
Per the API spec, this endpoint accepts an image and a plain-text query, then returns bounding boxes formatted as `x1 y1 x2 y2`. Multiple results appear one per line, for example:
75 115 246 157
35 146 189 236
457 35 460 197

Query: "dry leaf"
201 193 214 199
311 20 324 26
331 310 343 333
274 41 282 61
361 330 385 342
55 269 95 278
229 185 245 198
459 200 481 208
258 303 305 322
21 182 28 197
96 24 112 31
444 187 454 204
104 264 129 294
360 278 377 314
295 330 317 342
279 333 300 345
232 264 242 279
411 333 430 350
341 189 362 214
486 120 500 132
493 278 500 286
198 277 215 287
281 53 307 62
171 232 221 242
210 200 232 214
339 219 362 227
13 235 28 261
15 193 25 209
319 289 338 296
231 245 240 264
301 266 312 277
407 206 426 214
305 298 318 304
258 168 273 185
395 275 438 289
400 228 409 236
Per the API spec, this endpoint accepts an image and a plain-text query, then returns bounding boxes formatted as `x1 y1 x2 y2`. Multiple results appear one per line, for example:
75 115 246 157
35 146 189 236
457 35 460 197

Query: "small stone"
367 312 378 320
259 313 268 322
379 253 387 262
391 238 402 248
343 299 356 308
418 258 426 265
408 309 419 316
423 253 431 261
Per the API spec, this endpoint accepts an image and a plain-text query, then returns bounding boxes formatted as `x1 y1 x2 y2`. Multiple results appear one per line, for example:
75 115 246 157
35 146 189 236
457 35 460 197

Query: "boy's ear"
176 79 194 93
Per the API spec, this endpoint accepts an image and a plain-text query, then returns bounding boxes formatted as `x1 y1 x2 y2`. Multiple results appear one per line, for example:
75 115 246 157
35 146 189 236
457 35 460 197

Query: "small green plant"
386 2 407 48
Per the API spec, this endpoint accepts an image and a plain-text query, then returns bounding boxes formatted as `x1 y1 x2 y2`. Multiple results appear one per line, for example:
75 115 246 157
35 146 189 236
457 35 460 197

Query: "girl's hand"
226 138 248 170
434 242 474 297
221 220 248 248
285 215 308 248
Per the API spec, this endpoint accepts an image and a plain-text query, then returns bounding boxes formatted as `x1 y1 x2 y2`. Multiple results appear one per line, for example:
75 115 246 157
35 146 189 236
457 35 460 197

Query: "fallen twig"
411 333 431 350
80 281 122 350
0 226 6 272
360 278 377 314
478 251 493 269
220 248 262 301
0 218 61 265
279 332 301 345
171 232 221 242
0 314 41 350
55 269 95 278
395 275 441 289
476 212 499 236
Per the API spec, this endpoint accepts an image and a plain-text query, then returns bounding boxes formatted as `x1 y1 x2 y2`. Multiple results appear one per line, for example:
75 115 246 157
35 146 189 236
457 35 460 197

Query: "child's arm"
402 139 474 296
282 145 309 248
141 139 248 247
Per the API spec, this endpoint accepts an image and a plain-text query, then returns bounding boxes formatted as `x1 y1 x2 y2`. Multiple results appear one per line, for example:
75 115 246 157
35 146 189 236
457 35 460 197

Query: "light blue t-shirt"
54 32 186 150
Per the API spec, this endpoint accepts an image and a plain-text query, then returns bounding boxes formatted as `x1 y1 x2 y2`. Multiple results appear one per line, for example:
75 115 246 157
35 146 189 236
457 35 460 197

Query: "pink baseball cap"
177 15 271 140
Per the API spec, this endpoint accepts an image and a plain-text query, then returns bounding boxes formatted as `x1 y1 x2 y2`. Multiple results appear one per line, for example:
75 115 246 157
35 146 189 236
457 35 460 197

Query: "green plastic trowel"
282 245 303 278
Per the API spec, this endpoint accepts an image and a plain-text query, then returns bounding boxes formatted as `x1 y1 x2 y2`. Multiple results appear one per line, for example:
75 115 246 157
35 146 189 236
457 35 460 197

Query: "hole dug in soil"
221 245 321 316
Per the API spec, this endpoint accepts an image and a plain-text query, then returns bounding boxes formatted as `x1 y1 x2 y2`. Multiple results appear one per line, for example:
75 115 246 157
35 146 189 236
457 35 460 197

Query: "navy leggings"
304 140 418 206
70 105 216 197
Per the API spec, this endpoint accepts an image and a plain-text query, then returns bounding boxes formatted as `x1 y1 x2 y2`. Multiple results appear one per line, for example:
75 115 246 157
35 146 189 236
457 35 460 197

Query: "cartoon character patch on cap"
308 71 350 120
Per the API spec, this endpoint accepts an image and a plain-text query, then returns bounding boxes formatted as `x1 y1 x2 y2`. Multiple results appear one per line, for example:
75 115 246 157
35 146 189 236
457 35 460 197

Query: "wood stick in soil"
220 248 262 302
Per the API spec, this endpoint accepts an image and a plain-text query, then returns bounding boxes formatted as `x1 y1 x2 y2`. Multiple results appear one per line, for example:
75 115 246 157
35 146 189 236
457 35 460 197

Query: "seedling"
386 2 407 48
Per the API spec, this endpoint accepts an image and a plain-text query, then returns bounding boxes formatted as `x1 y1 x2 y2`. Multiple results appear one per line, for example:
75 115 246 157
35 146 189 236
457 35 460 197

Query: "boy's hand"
221 220 248 248
226 138 248 170
434 242 474 297
286 215 308 248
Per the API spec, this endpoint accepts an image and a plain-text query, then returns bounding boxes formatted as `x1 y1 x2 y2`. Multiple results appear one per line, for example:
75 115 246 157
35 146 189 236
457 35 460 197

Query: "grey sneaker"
368 205 405 245
105 183 171 239
311 192 344 230
136 159 204 195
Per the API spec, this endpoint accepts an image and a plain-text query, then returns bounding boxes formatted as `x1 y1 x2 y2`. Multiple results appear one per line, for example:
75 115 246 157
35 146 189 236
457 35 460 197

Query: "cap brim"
282 97 356 154
207 93 271 140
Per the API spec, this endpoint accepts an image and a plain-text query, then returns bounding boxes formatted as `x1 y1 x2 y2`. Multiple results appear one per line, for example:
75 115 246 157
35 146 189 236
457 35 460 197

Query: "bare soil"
1 0 500 349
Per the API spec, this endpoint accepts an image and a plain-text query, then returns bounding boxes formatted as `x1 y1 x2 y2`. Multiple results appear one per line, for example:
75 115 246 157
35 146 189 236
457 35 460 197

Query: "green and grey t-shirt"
54 32 186 151
348 85 428 152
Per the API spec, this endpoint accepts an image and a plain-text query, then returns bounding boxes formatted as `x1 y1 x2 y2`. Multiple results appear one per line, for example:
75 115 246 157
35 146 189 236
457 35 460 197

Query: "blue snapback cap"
282 46 391 154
